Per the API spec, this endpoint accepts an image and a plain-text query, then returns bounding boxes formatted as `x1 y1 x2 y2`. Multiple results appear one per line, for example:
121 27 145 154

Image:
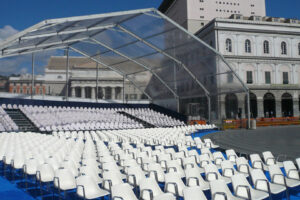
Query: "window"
281 42 287 55
265 71 271 84
245 39 251 53
227 73 234 83
246 71 253 84
263 40 269 54
283 72 289 84
298 43 300 55
225 39 232 52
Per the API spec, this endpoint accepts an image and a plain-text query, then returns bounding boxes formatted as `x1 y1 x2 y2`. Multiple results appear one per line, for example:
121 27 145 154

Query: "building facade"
9 74 46 95
9 56 146 101
196 16 300 119
159 0 266 33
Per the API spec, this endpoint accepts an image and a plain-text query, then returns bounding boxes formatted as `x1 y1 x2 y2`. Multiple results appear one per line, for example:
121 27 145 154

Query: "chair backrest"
205 164 220 181
183 186 207 200
231 174 251 199
269 165 287 185
164 172 186 197
127 166 146 186
209 179 231 200
220 160 235 177
139 178 163 200
250 169 269 192
236 157 250 174
262 151 275 165
283 161 299 180
185 167 202 186
54 168 76 190
76 175 101 198
111 183 138 200
36 163 55 182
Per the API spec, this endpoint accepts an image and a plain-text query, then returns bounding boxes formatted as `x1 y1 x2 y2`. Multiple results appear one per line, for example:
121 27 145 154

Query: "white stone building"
159 0 266 33
9 56 147 101
196 15 300 119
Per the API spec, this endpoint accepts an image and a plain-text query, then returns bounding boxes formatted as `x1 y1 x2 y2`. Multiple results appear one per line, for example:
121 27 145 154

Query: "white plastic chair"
111 183 138 200
232 174 269 200
76 175 109 199
139 178 175 200
183 186 207 200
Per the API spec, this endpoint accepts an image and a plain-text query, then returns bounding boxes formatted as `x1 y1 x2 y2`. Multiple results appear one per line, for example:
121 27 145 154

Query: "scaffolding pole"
123 75 125 104
65 47 69 101
96 62 99 102
31 53 34 99
208 96 211 124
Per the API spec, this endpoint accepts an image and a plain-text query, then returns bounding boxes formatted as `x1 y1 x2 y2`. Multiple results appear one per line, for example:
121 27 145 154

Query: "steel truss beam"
90 38 179 99
69 46 153 101
20 24 115 40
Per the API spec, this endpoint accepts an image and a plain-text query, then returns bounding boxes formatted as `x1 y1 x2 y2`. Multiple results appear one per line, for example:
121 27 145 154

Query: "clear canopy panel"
0 8 248 122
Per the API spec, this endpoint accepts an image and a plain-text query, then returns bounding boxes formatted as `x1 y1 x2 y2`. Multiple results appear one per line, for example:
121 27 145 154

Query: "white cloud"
0 25 61 76
0 25 18 42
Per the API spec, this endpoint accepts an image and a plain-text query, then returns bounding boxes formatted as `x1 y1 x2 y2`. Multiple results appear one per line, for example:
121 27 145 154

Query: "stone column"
257 98 264 118
81 87 85 98
111 87 115 100
71 87 75 97
220 95 226 119
103 87 106 99
238 100 245 119
275 98 282 117
91 87 95 99
293 98 299 117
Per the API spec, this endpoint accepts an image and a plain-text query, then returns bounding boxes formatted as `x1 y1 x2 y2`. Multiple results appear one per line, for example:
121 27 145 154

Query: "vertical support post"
208 95 211 124
31 53 34 99
96 62 99 102
123 75 125 104
65 47 69 101
176 97 180 113
247 91 251 129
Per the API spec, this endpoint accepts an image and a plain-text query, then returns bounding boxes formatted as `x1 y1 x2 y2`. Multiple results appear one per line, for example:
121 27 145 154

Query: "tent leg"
208 96 211 124
65 47 69 101
247 91 251 129
31 53 35 99
96 62 99 102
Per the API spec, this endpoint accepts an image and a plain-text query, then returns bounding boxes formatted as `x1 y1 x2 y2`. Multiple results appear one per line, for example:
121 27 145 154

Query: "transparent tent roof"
0 8 248 101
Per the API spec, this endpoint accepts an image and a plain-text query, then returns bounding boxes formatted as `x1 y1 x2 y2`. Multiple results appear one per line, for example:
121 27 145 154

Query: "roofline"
0 8 156 51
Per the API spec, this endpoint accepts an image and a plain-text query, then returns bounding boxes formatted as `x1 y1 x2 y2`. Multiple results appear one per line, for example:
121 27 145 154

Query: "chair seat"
269 182 286 194
286 178 300 188
84 188 109 199
153 193 175 200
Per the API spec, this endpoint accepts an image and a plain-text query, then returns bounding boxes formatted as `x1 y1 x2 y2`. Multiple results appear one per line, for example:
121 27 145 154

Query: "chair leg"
286 188 290 200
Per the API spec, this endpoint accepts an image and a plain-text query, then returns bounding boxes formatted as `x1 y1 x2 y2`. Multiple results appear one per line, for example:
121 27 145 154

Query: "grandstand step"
4 109 39 132
117 111 156 128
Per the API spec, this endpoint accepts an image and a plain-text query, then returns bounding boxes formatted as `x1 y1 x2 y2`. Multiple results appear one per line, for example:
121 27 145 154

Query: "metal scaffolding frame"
0 8 250 125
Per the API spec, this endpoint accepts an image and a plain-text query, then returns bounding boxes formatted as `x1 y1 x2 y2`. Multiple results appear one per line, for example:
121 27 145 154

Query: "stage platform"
203 125 300 160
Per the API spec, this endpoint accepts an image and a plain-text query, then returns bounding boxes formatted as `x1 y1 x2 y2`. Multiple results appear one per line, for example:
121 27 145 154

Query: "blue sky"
0 0 299 31
0 0 299 75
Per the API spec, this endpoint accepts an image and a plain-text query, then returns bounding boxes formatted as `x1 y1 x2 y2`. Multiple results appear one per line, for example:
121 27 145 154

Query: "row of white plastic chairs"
0 130 300 200
52 125 218 148
123 109 185 127
2 104 185 131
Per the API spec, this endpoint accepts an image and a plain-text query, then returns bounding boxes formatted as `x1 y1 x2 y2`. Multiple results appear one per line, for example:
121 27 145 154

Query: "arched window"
298 43 300 55
225 39 232 52
263 40 269 54
245 39 251 53
281 42 287 55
